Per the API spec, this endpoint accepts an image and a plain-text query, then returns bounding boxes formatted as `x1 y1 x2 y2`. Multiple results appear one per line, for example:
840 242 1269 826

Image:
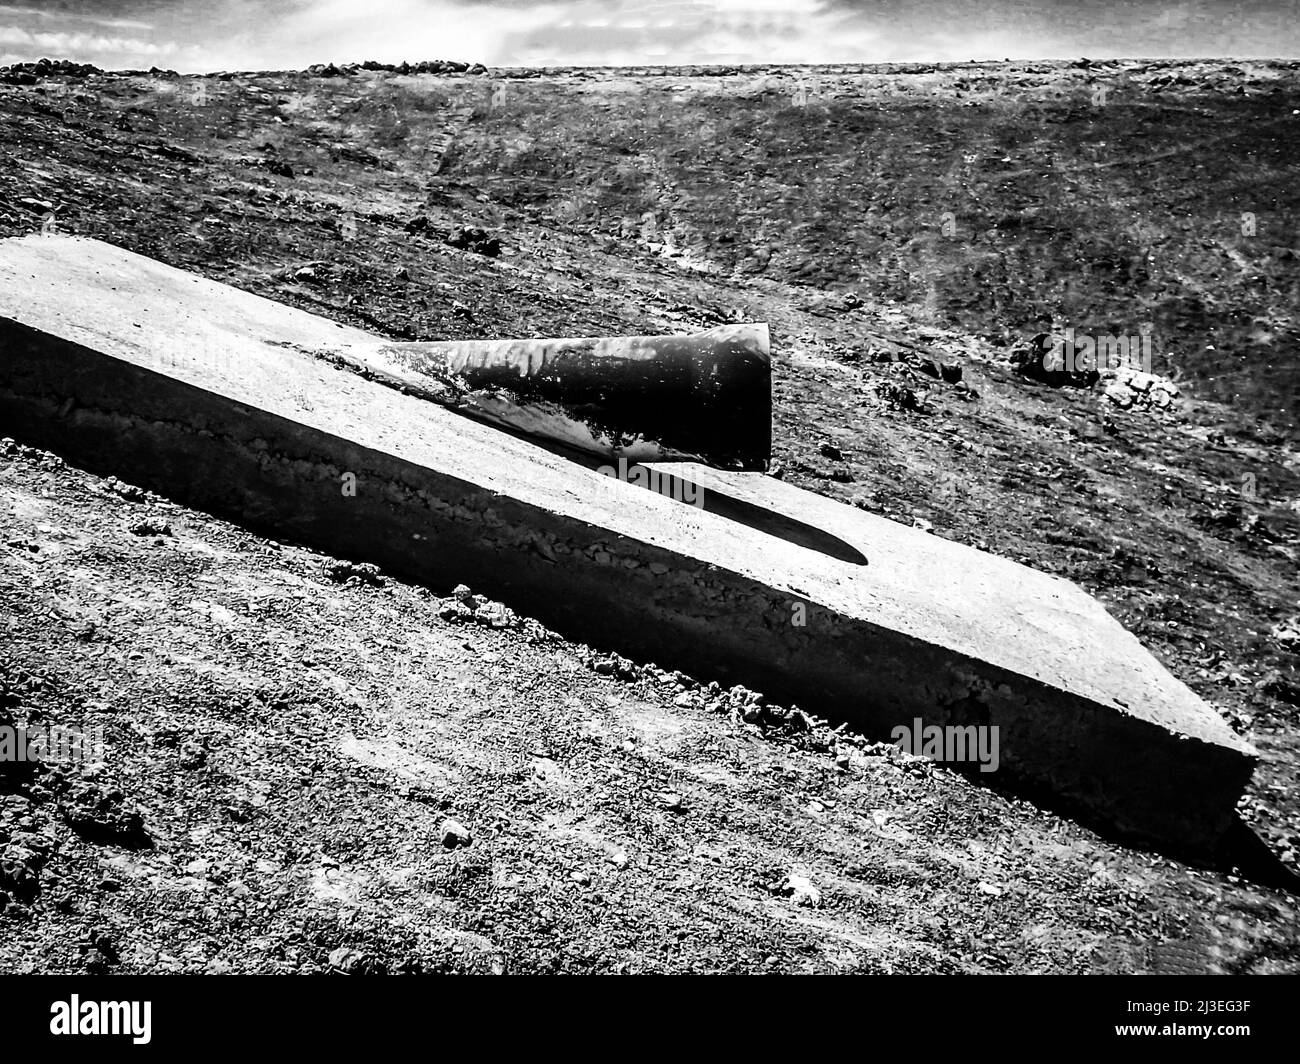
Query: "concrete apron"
0 235 1256 860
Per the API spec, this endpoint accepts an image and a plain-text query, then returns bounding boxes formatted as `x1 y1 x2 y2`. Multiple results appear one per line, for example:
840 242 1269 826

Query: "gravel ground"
0 58 1297 973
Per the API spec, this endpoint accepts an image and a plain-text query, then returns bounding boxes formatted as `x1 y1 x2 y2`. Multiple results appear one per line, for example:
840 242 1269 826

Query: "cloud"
819 0 1300 60
0 5 155 32
0 26 166 56
0 0 1293 71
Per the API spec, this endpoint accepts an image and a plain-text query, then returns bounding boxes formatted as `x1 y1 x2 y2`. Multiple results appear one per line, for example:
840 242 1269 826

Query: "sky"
0 1 1295 72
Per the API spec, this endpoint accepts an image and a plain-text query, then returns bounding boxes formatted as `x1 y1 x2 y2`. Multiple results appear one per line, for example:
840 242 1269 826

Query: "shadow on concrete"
636 464 868 566
534 442 868 566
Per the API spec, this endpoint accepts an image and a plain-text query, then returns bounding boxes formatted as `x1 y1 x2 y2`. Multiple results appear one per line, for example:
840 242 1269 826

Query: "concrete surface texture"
0 234 1256 856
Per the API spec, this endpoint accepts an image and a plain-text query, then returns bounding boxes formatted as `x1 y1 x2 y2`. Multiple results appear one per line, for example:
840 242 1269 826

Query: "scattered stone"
327 946 368 973
330 142 385 167
872 378 921 413
178 739 207 769
1099 366 1181 413
446 227 501 257
590 653 641 682
1011 333 1098 388
658 792 685 812
260 158 294 179
818 442 844 461
103 476 146 501
440 818 472 848
1270 617 1300 650
778 871 821 907
0 854 38 901
1257 670 1300 707
91 931 118 960
437 586 528 629
60 784 150 848
1102 381 1135 408
127 517 171 536
352 59 473 75
0 794 31 816
1 59 101 78
325 560 385 587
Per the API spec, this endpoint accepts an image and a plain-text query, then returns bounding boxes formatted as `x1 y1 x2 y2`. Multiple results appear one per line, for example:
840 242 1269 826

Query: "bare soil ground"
0 58 1297 973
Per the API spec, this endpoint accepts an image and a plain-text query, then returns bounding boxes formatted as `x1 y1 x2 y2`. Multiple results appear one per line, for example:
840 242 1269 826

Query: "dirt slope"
0 58 1297 973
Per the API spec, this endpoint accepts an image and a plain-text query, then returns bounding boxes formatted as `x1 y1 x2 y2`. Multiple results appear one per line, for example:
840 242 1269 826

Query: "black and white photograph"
0 0 1295 1041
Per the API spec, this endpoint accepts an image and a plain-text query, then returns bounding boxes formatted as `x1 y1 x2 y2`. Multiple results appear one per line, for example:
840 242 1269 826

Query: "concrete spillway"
0 235 1257 858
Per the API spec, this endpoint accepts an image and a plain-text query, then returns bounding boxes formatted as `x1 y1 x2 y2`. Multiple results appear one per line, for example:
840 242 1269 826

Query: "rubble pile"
1098 366 1181 411
305 60 488 77
0 58 102 84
